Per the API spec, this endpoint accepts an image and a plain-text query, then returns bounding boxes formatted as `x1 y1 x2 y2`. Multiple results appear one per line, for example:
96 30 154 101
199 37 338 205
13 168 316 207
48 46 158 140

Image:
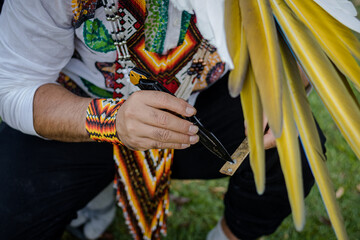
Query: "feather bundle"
225 0 360 238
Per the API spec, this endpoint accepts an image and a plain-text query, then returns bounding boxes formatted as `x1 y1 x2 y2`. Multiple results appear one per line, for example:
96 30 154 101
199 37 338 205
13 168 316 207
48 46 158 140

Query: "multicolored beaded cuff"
85 98 125 145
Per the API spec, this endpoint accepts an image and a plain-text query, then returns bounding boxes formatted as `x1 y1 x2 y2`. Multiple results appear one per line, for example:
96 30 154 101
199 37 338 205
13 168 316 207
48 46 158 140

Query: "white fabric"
206 219 230 240
313 0 360 32
162 1 182 55
170 0 234 69
70 183 116 240
0 0 74 135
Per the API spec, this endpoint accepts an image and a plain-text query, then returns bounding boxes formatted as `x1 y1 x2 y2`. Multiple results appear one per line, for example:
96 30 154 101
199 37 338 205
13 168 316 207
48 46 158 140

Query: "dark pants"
0 75 325 240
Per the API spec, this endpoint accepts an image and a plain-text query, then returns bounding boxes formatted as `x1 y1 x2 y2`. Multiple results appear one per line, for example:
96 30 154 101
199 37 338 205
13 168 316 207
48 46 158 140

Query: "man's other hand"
244 115 276 150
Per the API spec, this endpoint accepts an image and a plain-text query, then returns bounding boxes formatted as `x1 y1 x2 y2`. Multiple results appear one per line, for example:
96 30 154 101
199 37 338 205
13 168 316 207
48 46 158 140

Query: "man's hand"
245 115 276 150
116 91 199 151
262 116 276 149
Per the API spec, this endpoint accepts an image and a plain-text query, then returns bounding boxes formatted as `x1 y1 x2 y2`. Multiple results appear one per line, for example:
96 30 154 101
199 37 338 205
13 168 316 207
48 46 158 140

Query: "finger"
138 125 199 145
136 91 197 117
263 130 276 150
147 139 193 150
127 137 192 151
137 106 199 135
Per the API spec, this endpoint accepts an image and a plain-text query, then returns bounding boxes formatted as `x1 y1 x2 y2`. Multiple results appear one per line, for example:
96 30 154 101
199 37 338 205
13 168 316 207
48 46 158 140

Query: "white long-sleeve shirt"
0 0 75 135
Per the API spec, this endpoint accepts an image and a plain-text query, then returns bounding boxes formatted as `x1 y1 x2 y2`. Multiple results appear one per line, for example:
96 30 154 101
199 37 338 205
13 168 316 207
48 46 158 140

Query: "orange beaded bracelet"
85 98 125 145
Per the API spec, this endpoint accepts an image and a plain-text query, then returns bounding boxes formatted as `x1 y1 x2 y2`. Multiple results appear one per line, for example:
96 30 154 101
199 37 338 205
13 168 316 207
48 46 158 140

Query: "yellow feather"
333 62 360 109
275 69 305 231
270 0 360 160
284 0 360 90
337 28 360 61
225 0 249 97
240 65 265 194
280 38 349 240
239 0 283 138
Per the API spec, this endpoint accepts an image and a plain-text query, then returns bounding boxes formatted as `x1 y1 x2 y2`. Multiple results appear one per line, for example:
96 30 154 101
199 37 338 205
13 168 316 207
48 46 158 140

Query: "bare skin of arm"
33 83 199 149
33 83 92 142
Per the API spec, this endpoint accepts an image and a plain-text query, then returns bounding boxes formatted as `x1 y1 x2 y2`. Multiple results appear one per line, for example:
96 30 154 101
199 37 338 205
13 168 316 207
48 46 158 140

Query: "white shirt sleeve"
0 0 75 136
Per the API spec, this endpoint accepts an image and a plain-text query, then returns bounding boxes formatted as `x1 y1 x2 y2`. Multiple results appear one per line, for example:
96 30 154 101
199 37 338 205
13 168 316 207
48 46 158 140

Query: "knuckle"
153 129 171 141
157 93 169 104
154 112 169 126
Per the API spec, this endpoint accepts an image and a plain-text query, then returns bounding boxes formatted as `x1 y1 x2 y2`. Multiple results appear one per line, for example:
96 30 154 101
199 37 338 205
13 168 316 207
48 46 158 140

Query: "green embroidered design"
83 19 116 53
81 78 113 98
177 12 192 46
144 0 169 54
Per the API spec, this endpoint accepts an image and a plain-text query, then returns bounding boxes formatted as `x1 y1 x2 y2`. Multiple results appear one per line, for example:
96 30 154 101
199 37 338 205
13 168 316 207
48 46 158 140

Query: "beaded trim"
102 0 134 67
102 0 135 98
175 39 216 99
85 98 125 144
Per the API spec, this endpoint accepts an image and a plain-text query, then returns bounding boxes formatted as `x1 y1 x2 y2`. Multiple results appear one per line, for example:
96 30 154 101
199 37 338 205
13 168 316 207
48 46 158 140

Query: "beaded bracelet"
85 98 125 145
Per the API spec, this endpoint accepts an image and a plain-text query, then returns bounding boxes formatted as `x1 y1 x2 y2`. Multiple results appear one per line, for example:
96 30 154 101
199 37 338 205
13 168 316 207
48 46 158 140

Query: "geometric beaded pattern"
114 146 174 240
85 98 125 145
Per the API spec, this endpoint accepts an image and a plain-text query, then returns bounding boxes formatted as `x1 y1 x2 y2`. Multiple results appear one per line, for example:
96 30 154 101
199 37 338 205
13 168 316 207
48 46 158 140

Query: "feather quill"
240 65 265 194
270 0 360 160
239 0 283 138
225 0 249 97
285 0 360 90
280 37 349 240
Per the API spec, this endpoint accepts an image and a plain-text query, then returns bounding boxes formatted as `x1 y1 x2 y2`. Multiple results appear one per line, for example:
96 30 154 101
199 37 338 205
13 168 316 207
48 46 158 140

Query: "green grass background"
56 2 358 240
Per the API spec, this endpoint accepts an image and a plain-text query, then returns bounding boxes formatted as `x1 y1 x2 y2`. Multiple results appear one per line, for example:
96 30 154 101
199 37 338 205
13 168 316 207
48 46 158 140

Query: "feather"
312 0 360 33
330 15 360 61
280 37 349 240
285 0 360 90
270 0 360 160
239 0 283 138
240 65 265 194
274 68 305 231
225 0 249 97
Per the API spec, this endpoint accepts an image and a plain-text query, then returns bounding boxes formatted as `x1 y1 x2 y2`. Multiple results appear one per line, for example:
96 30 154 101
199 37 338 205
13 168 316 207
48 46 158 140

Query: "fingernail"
189 125 199 134
190 135 199 144
181 144 190 148
186 107 196 116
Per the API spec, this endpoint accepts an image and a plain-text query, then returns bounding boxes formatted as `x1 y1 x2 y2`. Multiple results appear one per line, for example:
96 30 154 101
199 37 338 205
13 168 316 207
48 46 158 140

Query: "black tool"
129 67 234 163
